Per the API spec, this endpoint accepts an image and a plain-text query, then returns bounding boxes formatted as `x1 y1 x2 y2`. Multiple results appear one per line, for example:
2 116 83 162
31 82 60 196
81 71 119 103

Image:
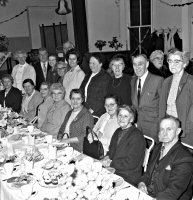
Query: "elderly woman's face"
152 54 164 69
40 84 49 98
105 98 117 117
168 54 185 75
57 64 66 77
71 93 83 110
89 57 102 74
23 82 34 96
2 78 12 90
52 89 64 102
17 53 26 65
111 60 124 78
68 54 78 69
118 109 133 129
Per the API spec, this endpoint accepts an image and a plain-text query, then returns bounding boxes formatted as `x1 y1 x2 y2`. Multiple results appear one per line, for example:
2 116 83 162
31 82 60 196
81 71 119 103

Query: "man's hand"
87 133 93 143
138 182 148 194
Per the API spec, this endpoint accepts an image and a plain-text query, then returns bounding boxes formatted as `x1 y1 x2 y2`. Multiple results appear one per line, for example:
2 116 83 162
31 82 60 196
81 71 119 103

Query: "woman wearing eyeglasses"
101 105 145 186
148 50 171 79
88 94 120 155
159 49 193 146
41 83 70 136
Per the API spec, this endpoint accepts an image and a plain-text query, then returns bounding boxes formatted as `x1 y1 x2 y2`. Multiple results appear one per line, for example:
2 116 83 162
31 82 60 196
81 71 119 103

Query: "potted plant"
94 40 106 51
108 37 123 51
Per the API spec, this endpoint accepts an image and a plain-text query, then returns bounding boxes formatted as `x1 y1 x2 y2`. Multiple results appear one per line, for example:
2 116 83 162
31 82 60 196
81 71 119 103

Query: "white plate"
6 175 36 189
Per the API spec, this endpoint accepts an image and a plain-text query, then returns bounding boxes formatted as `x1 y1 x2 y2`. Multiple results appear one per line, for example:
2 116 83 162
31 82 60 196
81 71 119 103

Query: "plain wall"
85 0 127 52
0 0 74 51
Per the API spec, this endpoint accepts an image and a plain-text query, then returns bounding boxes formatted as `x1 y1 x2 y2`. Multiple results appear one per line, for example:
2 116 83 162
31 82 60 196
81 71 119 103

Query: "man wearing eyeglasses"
159 49 193 146
131 54 163 142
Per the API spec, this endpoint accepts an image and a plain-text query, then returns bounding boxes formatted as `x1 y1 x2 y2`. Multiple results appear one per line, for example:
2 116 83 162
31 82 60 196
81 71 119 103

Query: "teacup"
45 135 53 144
21 184 33 199
64 147 73 157
4 162 14 176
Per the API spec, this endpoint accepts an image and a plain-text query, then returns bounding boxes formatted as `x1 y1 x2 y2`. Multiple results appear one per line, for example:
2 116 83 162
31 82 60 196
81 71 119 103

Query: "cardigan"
20 90 43 122
80 68 111 117
159 71 193 146
37 96 54 128
41 100 71 136
107 125 146 186
57 106 94 152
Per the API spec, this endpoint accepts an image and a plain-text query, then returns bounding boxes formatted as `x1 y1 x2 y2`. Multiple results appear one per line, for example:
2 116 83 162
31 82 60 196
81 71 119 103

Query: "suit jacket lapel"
156 142 179 171
131 76 138 107
140 73 151 100
176 72 188 99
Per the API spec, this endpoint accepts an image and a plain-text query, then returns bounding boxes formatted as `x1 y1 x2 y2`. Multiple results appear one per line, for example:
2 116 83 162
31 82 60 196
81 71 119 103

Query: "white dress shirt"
136 70 149 92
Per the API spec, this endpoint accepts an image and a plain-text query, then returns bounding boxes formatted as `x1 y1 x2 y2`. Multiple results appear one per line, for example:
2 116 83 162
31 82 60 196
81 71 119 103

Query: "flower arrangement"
94 40 107 51
108 37 123 51
0 106 23 137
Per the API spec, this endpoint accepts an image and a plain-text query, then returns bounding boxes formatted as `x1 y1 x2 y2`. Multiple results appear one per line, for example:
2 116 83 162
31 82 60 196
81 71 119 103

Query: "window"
129 0 151 55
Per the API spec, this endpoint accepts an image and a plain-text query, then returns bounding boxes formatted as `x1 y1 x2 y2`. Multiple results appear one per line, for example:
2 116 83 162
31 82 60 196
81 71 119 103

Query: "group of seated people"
0 43 193 199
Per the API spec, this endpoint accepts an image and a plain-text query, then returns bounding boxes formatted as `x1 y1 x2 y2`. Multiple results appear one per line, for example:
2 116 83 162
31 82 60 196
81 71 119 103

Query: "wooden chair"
92 115 99 125
143 135 155 172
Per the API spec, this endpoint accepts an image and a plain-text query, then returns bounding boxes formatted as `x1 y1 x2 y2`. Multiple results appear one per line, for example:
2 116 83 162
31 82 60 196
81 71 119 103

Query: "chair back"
182 142 193 152
143 135 155 172
92 115 99 125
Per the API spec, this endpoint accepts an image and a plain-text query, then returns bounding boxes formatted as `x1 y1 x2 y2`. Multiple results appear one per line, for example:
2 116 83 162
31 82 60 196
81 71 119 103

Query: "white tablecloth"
0 138 153 200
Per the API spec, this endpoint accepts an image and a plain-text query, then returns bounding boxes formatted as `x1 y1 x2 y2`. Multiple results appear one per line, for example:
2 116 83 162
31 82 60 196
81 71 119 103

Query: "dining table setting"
0 107 154 200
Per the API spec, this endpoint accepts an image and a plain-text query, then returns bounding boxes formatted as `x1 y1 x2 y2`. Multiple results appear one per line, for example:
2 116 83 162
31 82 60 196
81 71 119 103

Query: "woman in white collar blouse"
12 50 36 94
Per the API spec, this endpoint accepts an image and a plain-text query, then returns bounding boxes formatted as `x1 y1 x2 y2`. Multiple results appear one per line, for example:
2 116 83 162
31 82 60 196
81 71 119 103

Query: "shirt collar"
19 62 27 68
41 61 48 67
139 70 148 82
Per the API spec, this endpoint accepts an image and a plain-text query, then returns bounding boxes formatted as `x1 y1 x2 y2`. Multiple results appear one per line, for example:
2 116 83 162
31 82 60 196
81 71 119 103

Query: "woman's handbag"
83 126 104 160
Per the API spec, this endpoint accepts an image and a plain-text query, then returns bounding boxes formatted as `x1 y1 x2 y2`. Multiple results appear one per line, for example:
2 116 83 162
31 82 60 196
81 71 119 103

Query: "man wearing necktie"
131 54 163 141
138 116 193 200
33 48 51 91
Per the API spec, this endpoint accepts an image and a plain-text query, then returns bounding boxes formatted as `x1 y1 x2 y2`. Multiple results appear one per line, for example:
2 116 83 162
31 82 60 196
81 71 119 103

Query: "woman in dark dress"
101 105 146 186
80 53 111 117
0 74 22 113
108 55 132 105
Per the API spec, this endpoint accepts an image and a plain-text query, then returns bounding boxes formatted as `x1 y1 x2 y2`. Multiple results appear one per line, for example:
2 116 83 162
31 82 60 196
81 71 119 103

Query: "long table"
0 132 153 200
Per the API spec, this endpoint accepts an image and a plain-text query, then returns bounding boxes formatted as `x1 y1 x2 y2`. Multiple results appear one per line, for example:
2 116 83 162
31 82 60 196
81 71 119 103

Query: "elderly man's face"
39 50 48 63
158 119 180 145
133 56 149 78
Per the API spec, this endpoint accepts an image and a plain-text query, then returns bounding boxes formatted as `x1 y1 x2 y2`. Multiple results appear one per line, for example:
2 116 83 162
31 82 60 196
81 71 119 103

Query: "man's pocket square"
165 165 171 170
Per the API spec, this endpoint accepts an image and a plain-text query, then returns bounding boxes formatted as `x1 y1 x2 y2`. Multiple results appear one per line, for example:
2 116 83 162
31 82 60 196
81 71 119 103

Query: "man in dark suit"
131 54 163 141
138 116 193 200
0 74 22 113
33 48 51 90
